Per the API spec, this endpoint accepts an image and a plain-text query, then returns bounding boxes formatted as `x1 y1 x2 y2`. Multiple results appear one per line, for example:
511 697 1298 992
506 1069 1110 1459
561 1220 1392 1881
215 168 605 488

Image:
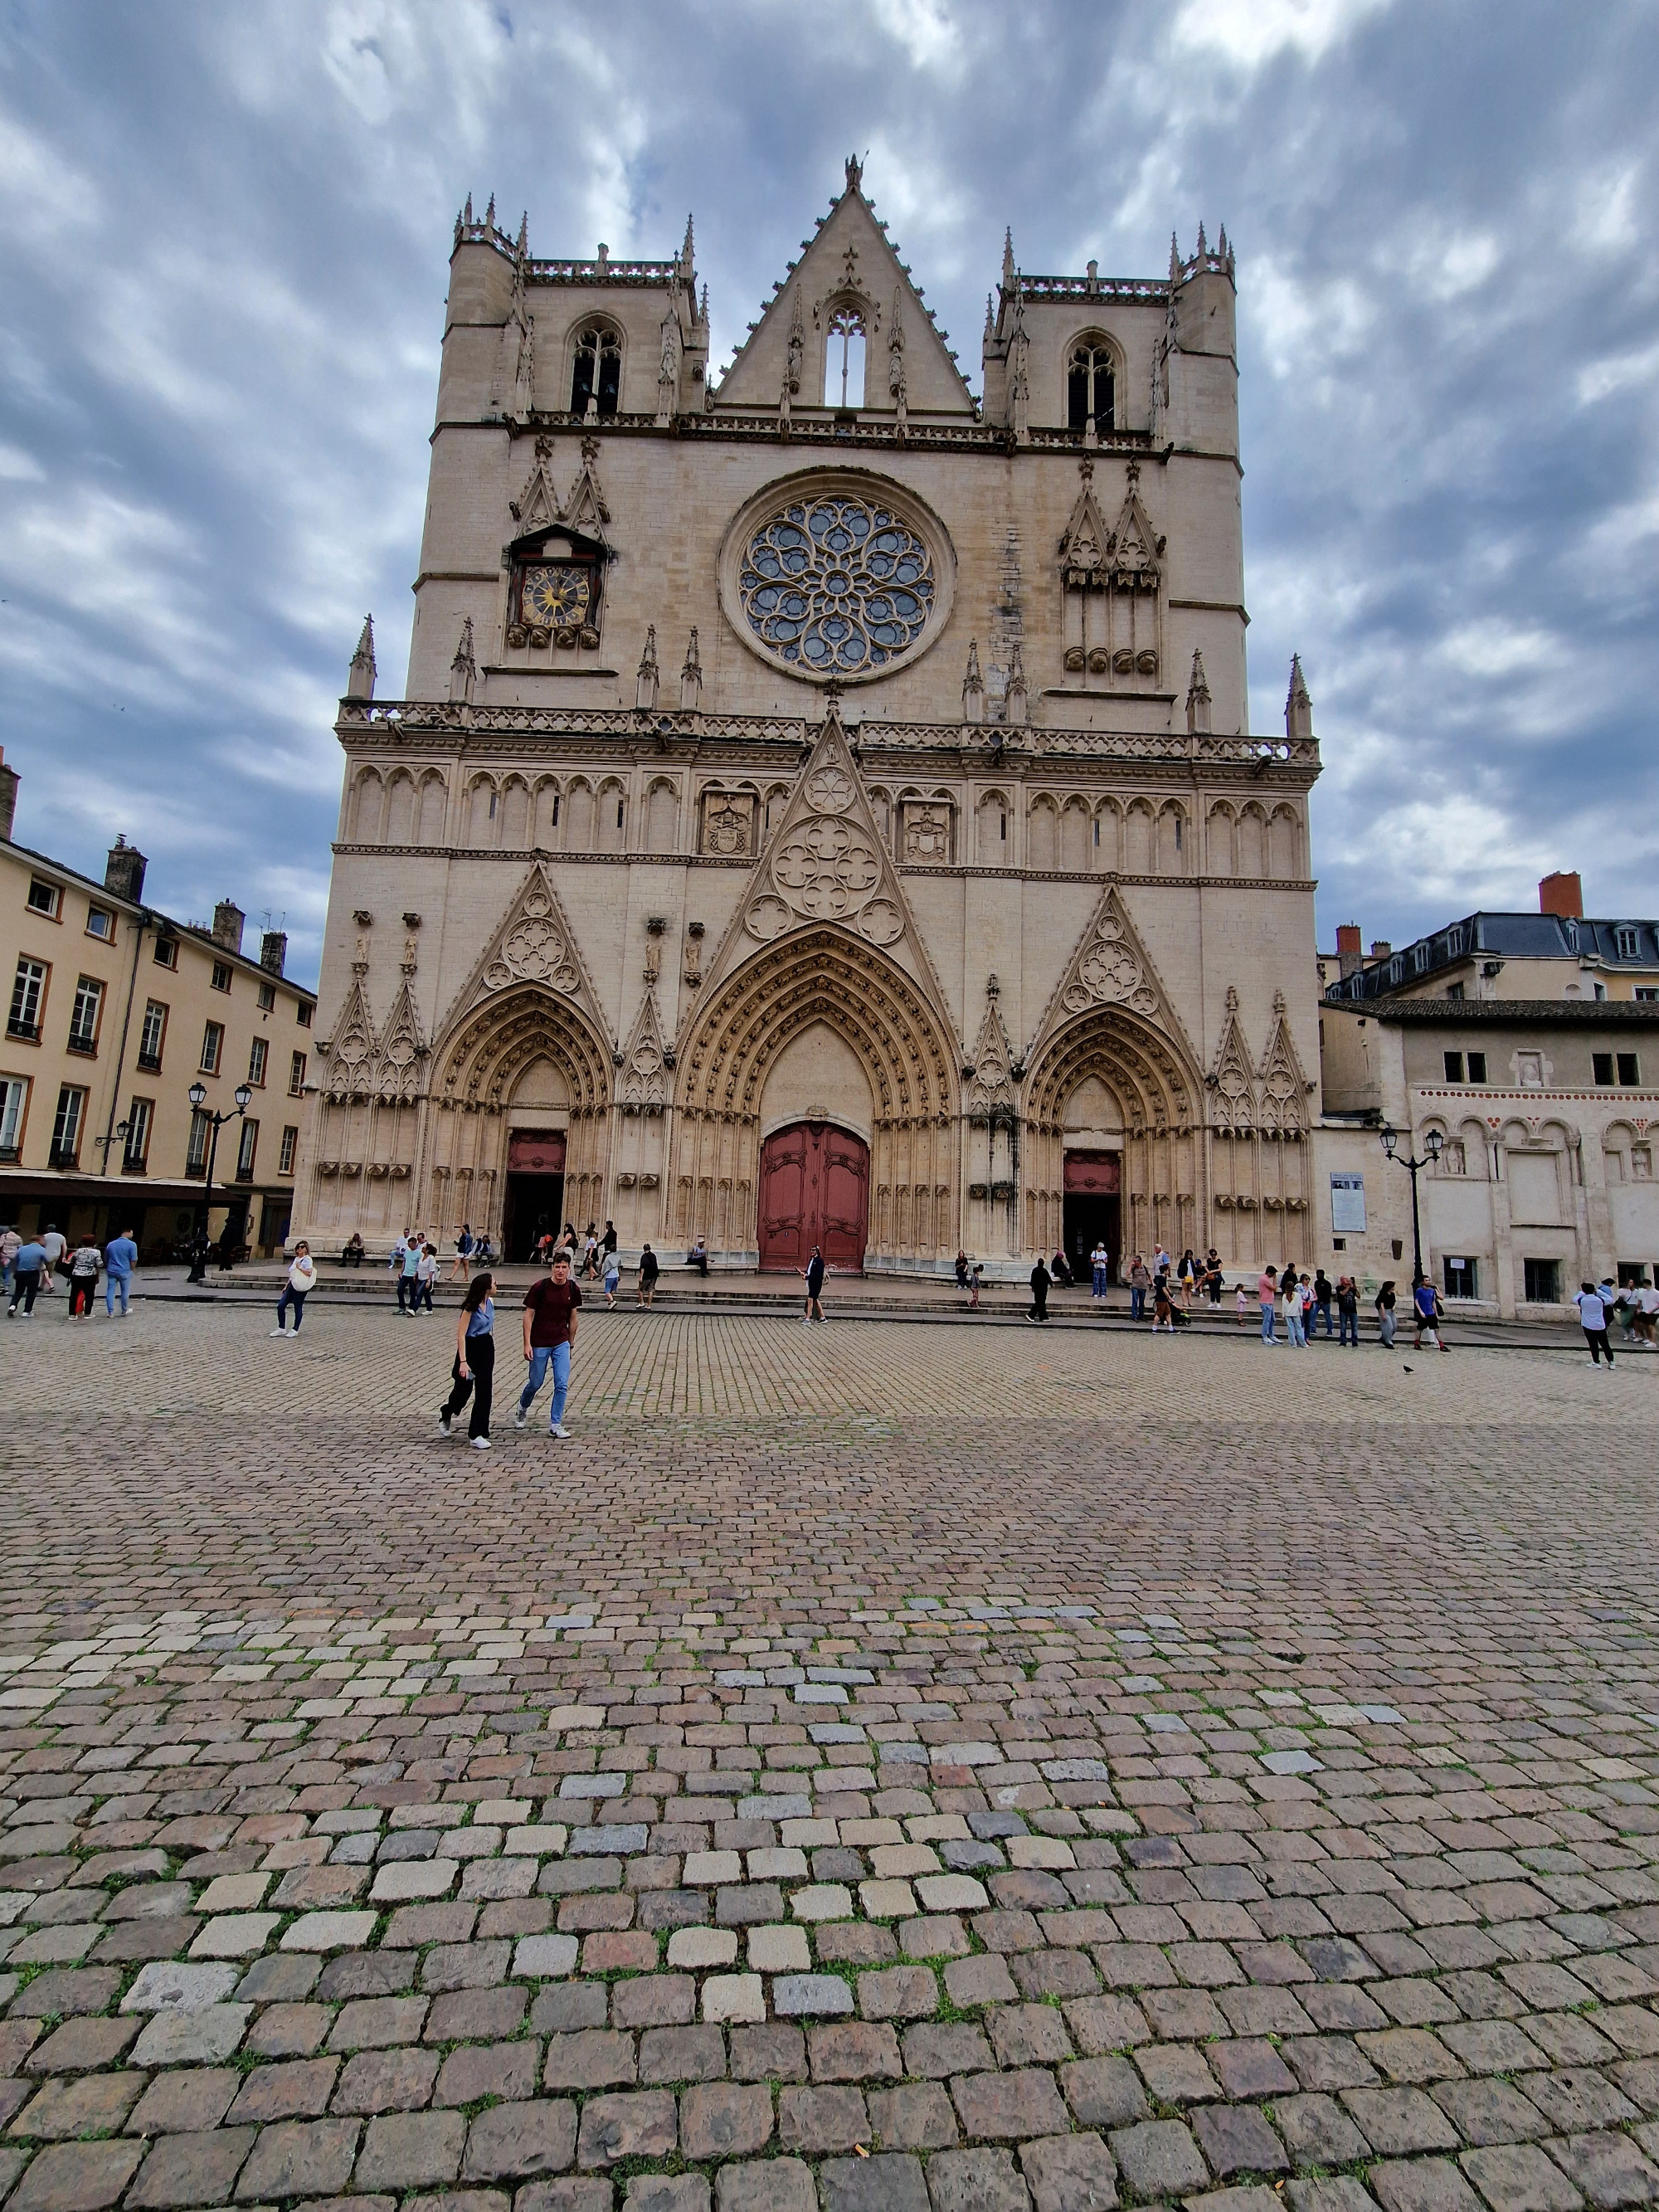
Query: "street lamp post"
187 1082 253 1283
1379 1123 1443 1289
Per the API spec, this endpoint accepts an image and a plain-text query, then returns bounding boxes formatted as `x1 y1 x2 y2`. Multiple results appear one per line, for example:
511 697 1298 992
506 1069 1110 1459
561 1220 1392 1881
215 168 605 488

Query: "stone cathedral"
298 161 1324 1277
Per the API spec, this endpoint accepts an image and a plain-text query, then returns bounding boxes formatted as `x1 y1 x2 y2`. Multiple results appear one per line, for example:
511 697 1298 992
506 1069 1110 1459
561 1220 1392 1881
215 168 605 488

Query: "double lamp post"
1379 1121 1443 1287
186 1080 252 1283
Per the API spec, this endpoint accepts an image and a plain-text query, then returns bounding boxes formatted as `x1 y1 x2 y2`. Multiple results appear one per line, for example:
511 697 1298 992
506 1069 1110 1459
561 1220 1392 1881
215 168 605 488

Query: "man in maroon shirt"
514 1250 581 1439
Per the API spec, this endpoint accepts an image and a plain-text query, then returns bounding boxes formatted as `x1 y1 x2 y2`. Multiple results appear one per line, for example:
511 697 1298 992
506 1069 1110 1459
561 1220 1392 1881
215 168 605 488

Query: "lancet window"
571 326 621 417
1068 341 1117 436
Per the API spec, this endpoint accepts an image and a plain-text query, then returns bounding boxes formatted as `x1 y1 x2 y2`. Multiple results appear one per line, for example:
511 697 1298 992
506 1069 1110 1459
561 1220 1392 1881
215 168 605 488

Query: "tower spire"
1285 654 1312 741
347 615 377 701
1001 227 1015 290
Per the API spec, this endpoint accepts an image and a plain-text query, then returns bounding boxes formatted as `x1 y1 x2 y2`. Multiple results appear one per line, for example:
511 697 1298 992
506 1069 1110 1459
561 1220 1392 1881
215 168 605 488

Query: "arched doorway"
758 1122 870 1272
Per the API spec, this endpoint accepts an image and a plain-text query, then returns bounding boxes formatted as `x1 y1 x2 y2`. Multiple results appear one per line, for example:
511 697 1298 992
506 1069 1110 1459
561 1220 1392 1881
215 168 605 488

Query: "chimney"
105 835 148 904
212 900 246 955
1335 923 1363 978
260 930 288 977
1370 939 1392 959
0 748 17 844
1540 870 1583 919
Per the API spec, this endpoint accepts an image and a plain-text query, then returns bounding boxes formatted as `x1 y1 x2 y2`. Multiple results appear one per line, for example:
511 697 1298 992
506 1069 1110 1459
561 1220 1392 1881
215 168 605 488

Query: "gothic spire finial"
984 290 994 340
681 211 695 275
464 192 474 227
1170 230 1181 283
516 210 528 256
1196 219 1208 257
348 614 377 701
1286 653 1312 741
845 152 863 194
1002 227 1015 289
448 616 476 706
484 192 495 231
1185 649 1212 737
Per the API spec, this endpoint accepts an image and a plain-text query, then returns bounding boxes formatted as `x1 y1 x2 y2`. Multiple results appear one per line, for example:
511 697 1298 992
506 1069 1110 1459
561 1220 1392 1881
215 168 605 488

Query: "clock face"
522 563 593 630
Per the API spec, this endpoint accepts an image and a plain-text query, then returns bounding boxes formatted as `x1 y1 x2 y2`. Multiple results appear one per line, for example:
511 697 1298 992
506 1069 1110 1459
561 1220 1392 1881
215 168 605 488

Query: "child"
970 1262 984 1311
1235 1281 1248 1327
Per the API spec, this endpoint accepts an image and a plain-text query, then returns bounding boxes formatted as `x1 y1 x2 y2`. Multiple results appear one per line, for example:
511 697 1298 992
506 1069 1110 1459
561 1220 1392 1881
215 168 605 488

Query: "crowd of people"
1 1224 139 1318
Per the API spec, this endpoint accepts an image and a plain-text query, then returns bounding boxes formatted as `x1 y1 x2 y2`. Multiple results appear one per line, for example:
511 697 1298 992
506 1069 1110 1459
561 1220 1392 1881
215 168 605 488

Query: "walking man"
1029 1253 1051 1323
397 1233 421 1313
7 1232 46 1318
1335 1273 1360 1347
1574 1279 1614 1368
637 1241 659 1308
1090 1240 1108 1300
804 1245 826 1323
1128 1254 1151 1323
1312 1268 1334 1338
1412 1274 1447 1352
516 1248 581 1438
39 1222 66 1295
105 1226 138 1317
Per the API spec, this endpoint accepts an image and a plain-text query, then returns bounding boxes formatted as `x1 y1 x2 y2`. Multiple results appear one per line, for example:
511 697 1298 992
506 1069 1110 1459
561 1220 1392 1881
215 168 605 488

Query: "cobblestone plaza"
3 1303 1659 2212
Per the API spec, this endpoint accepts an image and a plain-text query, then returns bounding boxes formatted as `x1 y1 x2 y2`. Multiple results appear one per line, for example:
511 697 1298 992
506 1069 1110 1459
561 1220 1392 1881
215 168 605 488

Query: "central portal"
757 1121 869 1273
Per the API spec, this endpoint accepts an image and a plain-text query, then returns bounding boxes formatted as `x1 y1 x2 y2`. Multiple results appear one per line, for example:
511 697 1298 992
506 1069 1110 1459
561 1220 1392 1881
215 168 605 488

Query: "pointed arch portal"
671 927 958 1269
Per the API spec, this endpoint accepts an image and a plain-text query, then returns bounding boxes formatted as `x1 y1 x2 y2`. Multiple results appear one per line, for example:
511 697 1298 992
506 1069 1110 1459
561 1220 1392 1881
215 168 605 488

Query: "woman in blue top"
440 1271 496 1447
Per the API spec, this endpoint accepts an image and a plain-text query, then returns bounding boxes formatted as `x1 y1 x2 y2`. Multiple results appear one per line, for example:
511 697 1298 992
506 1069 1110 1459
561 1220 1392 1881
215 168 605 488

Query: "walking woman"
1375 1279 1398 1349
270 1241 317 1337
440 1271 497 1449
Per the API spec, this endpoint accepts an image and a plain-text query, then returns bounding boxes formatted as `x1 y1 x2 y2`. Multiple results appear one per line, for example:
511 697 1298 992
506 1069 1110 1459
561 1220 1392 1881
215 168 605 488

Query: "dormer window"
1068 341 1117 435
1616 925 1641 960
571 326 620 418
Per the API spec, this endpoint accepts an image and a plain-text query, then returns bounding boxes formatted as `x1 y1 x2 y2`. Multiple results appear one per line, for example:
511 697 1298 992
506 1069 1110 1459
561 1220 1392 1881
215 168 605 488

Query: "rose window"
739 496 935 675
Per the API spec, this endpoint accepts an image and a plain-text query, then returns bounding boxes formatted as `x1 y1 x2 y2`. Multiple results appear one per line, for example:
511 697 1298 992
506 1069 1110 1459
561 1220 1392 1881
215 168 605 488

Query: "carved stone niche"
901 799 954 865
699 790 757 858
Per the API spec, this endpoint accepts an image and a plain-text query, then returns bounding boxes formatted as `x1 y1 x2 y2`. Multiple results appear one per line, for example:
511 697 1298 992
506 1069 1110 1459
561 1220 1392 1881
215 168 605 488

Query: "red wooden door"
757 1121 869 1273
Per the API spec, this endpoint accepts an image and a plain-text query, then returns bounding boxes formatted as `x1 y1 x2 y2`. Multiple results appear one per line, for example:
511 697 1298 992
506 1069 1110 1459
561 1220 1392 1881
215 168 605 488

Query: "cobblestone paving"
2 1303 1657 2212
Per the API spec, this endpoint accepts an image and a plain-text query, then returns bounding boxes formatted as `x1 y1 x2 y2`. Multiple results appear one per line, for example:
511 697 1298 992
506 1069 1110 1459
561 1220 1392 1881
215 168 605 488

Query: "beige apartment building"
0 753 316 1259
298 165 1332 1278
1316 875 1659 1316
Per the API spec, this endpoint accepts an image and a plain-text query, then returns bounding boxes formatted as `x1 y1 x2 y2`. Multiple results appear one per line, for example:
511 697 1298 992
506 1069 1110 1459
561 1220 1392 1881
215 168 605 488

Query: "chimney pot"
104 835 148 904
1335 923 1363 978
0 748 18 845
260 930 287 977
1370 939 1392 959
1539 870 1583 919
212 900 246 956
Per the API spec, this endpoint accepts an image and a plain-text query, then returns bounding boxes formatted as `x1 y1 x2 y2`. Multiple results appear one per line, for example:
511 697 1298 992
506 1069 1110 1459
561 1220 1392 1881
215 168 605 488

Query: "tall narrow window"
236 1118 259 1182
825 304 867 409
248 1038 268 1087
66 977 104 1054
0 1076 29 1157
138 1001 168 1071
289 1050 307 1096
8 957 47 1040
201 1021 224 1074
187 1108 211 1177
571 326 621 417
123 1097 152 1172
279 1125 299 1176
1068 342 1117 434
51 1084 86 1166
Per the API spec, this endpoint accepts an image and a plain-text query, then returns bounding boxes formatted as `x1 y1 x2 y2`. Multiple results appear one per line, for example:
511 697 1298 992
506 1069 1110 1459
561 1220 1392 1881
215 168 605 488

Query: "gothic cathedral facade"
298 163 1323 1276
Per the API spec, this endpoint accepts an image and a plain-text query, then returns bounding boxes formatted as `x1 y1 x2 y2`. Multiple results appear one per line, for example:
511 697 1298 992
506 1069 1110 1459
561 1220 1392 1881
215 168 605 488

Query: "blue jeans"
1260 1302 1277 1342
1287 1309 1306 1347
1315 1299 1332 1336
1130 1287 1146 1320
105 1273 130 1316
1092 1267 1107 1297
276 1286 307 1332
520 1341 572 1426
1339 1309 1358 1345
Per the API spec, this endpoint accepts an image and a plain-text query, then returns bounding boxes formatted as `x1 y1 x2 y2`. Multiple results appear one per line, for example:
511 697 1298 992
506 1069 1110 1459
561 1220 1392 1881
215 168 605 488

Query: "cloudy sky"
2 0 1656 987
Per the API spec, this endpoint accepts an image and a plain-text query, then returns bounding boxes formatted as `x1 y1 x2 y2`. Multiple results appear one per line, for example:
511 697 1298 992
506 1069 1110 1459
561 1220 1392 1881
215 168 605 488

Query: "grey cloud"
1 0 1654 987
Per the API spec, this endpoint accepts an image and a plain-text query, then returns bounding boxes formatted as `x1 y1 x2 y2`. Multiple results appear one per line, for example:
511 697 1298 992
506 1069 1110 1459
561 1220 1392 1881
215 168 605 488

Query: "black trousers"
1030 1285 1048 1319
1584 1327 1613 1366
443 1333 494 1437
9 1268 40 1314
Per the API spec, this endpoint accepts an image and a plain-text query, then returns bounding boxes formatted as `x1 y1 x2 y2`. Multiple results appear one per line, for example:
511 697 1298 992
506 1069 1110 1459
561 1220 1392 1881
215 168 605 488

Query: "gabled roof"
715 158 977 418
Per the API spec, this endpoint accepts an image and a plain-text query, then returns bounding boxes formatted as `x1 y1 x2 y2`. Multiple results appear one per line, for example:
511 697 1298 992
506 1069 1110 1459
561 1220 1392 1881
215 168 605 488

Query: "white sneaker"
472 1435 491 1449
286 1328 299 1338
513 1410 528 1430
438 1415 452 1435
270 1328 287 1337
551 1423 570 1440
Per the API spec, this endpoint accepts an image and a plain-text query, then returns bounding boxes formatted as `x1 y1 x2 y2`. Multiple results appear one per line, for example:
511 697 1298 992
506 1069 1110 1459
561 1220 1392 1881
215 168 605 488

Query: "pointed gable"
1058 459 1112 588
374 978 427 1102
1209 987 1257 1131
715 159 977 418
435 860 613 1052
1026 883 1199 1079
692 708 959 1047
967 986 1017 1116
1106 462 1166 588
620 989 669 1113
1258 991 1311 1132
